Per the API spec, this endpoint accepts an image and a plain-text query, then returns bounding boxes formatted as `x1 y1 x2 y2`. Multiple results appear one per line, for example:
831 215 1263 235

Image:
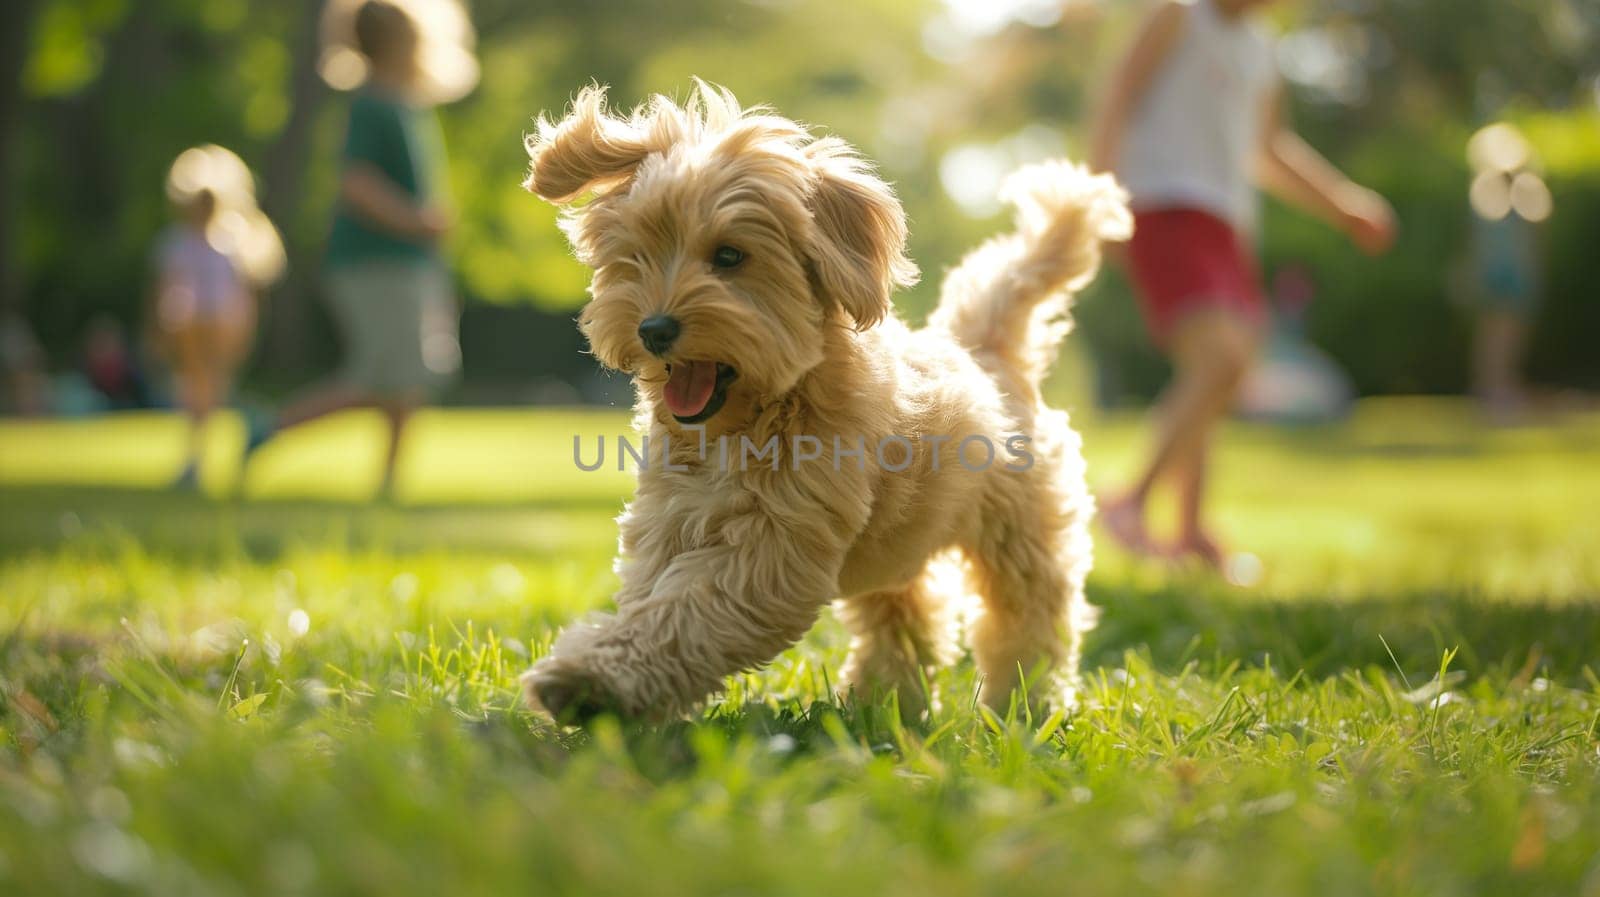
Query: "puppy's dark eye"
711 246 745 269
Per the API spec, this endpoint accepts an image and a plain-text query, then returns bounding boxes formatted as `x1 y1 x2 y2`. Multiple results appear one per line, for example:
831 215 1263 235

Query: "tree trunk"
259 0 332 380
0 0 41 322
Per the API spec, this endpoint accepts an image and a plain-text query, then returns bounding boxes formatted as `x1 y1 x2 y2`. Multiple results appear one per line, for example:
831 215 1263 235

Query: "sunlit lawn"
1 400 1598 896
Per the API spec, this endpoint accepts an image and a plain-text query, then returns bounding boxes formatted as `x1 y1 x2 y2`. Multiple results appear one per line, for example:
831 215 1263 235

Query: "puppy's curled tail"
928 160 1132 389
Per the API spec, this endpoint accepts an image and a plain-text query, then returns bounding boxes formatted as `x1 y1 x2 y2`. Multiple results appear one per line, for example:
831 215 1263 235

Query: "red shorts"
1126 207 1264 348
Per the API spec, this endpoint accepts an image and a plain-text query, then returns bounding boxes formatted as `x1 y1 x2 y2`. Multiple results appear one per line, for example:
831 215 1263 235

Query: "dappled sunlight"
317 0 478 105
939 124 1068 217
940 0 1072 36
1276 24 1379 105
1469 122 1555 224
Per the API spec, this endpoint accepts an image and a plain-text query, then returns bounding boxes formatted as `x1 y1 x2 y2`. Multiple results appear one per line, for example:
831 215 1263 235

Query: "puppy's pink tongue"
664 361 718 418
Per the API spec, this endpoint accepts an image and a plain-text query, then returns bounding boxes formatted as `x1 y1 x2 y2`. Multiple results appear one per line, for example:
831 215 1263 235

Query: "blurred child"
1088 0 1396 574
0 313 48 416
245 0 475 499
152 145 284 488
1466 122 1549 424
83 314 150 409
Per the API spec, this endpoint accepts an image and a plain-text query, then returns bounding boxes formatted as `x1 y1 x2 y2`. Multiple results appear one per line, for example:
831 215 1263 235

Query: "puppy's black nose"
637 315 681 356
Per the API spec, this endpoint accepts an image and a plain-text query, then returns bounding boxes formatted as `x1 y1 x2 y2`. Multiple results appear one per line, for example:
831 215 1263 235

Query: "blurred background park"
0 0 1596 419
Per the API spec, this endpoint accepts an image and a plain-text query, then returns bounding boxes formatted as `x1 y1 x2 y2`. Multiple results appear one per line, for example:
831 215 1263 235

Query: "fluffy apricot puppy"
521 81 1130 723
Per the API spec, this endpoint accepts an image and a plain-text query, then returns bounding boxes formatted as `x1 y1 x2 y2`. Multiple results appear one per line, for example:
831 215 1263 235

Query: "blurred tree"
0 0 42 323
258 0 331 372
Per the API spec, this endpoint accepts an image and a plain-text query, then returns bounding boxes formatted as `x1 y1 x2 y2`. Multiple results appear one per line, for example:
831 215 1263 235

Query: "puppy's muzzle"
637 315 681 356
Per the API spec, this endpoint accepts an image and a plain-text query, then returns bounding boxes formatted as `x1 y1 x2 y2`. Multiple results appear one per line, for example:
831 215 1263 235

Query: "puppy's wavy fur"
521 81 1130 722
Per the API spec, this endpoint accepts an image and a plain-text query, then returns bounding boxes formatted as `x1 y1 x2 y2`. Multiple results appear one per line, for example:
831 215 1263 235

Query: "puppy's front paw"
521 665 621 725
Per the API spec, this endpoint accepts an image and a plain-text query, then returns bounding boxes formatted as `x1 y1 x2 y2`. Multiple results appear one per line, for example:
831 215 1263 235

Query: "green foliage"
8 0 1599 393
1267 121 1480 396
22 0 125 97
2 403 1599 894
17 0 321 353
1291 109 1600 395
1517 109 1600 390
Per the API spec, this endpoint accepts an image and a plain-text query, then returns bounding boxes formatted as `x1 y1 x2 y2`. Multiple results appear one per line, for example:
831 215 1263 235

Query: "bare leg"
273 381 371 430
1172 431 1225 569
178 402 209 486
170 322 224 485
1169 315 1256 566
1097 391 1176 556
377 393 419 498
1103 310 1258 556
1474 310 1529 423
241 379 372 475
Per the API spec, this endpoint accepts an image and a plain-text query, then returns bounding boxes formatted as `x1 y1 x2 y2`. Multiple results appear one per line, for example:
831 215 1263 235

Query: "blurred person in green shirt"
246 0 476 499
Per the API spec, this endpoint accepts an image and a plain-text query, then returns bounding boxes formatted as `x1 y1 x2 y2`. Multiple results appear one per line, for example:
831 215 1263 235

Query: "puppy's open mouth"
663 361 737 423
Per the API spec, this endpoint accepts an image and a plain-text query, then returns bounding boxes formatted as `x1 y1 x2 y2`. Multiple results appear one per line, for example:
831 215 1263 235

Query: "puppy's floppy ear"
525 84 651 204
804 138 919 330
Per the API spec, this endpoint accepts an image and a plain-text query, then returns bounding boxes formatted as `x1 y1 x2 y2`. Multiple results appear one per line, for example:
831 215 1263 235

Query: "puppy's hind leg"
965 472 1094 717
837 557 964 720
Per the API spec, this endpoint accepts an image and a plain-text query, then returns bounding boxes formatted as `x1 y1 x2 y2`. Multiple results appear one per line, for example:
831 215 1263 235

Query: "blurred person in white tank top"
1088 0 1397 578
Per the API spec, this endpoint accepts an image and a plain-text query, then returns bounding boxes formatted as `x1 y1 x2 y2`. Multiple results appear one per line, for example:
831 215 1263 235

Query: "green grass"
1 401 1598 896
